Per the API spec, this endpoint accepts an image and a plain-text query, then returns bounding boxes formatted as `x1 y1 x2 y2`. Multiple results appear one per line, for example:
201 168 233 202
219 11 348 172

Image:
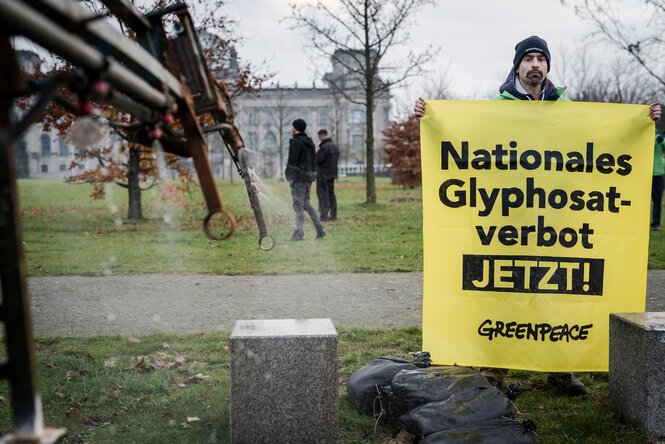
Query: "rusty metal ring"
258 233 275 251
203 208 236 241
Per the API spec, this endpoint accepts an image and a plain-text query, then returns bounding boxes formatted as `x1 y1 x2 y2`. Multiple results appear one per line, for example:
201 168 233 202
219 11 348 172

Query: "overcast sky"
227 0 650 113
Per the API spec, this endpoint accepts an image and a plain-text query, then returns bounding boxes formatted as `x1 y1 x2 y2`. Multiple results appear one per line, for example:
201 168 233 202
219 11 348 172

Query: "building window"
265 133 277 152
59 138 69 156
41 133 51 156
352 134 364 150
265 112 275 125
41 164 48 173
249 112 258 125
247 132 258 150
320 111 328 125
60 164 67 171
349 109 365 124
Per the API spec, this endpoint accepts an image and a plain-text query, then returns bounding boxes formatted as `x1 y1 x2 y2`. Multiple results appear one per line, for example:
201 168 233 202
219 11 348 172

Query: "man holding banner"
414 35 661 397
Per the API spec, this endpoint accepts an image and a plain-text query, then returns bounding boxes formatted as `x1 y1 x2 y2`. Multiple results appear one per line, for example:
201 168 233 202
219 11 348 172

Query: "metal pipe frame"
23 0 181 97
0 0 177 112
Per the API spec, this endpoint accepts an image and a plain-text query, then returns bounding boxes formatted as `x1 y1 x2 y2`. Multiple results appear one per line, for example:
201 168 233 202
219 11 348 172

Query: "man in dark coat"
285 118 326 241
316 129 340 221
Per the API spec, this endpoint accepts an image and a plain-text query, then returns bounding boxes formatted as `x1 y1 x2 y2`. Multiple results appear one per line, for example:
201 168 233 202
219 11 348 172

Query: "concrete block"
609 312 665 438
229 318 338 443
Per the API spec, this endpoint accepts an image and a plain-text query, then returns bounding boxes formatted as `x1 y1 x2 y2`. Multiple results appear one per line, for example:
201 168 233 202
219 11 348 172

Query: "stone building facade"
12 48 392 181
234 51 391 179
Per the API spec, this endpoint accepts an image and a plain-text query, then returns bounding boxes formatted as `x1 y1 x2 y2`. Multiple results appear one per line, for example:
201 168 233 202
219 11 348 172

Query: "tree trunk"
365 93 376 204
127 146 143 219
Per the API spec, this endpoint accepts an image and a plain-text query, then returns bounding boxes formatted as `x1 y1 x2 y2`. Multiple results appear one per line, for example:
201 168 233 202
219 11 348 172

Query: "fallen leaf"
382 429 415 444
175 353 186 363
137 395 150 402
179 422 190 429
223 346 229 351
169 362 183 370
84 417 110 427
66 370 79 380
187 416 200 422
0 395 9 404
45 363 58 369
65 408 77 418
177 383 187 388
162 342 170 349
182 373 209 384
108 392 122 405
148 355 165 369
128 336 141 344
136 357 149 373
104 359 116 368
51 382 63 394
157 352 169 359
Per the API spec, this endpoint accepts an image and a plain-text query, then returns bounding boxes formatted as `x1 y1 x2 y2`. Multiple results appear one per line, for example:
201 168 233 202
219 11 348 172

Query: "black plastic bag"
389 365 492 418
419 418 538 444
346 356 419 416
397 385 516 438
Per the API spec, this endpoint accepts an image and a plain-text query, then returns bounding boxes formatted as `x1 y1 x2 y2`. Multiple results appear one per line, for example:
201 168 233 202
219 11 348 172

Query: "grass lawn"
1 177 663 443
0 329 648 443
16 178 665 274
17 178 423 276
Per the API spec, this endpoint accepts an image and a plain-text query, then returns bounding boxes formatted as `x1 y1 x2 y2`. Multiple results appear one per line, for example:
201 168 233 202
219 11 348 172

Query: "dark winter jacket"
316 137 340 180
285 132 317 182
495 70 568 101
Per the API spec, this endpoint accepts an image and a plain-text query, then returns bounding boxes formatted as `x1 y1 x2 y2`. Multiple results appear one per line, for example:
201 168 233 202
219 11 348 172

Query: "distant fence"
339 163 392 177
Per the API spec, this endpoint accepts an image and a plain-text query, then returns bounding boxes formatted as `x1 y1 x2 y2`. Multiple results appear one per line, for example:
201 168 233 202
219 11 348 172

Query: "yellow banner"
421 100 654 372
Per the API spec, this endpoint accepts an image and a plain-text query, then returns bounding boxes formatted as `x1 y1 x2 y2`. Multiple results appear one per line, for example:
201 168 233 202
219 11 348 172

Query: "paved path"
28 270 665 337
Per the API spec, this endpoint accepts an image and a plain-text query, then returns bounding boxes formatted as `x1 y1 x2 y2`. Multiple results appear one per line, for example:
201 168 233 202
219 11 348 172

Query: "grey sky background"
228 0 650 114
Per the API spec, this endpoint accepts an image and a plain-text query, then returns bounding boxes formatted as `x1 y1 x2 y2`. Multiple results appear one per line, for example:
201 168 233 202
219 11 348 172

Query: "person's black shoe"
484 376 503 389
547 373 586 396
286 230 304 241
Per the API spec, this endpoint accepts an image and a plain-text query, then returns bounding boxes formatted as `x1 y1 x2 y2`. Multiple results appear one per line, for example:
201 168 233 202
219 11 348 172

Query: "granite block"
229 318 338 443
609 312 665 439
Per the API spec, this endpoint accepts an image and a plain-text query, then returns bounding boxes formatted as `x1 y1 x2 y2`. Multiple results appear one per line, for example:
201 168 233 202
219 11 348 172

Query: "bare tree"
288 0 436 204
264 87 292 180
565 0 665 93
557 44 657 104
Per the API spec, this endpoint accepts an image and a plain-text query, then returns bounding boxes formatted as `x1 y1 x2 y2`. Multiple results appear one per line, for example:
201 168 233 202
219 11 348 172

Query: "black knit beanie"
513 36 551 73
292 119 306 132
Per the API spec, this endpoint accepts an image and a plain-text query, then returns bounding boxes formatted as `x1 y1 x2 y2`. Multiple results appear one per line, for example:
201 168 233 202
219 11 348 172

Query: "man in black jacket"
285 119 326 241
316 129 340 221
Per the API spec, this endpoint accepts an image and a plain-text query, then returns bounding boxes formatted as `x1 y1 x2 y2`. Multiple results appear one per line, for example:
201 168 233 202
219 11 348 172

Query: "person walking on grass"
285 118 326 241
